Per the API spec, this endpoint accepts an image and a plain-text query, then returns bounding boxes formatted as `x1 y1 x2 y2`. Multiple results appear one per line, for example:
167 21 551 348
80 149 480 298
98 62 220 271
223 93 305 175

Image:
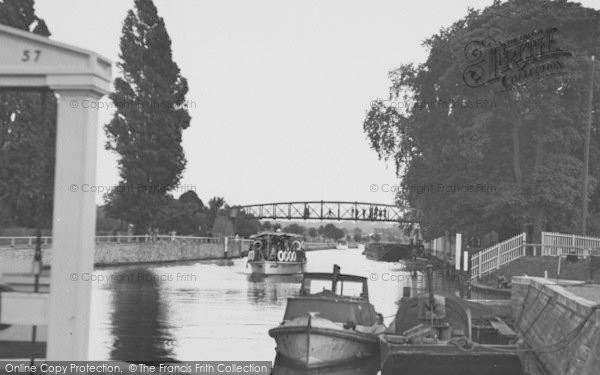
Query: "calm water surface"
88 247 464 361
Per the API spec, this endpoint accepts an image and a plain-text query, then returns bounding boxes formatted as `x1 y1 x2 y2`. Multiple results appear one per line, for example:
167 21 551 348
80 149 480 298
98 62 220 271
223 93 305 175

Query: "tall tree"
364 0 600 241
0 0 54 229
283 223 306 235
105 0 191 233
206 197 225 231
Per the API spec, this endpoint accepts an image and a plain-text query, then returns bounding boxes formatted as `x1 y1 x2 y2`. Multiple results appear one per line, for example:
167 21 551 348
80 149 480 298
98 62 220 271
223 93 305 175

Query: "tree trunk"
512 119 522 187
532 131 545 243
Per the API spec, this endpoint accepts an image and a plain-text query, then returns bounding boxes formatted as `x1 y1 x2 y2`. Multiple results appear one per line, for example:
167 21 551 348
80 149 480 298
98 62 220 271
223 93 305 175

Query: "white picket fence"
470 233 526 280
541 232 600 256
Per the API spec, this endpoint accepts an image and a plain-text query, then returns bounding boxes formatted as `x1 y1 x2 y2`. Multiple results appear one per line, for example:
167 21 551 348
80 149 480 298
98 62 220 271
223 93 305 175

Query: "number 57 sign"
21 48 42 62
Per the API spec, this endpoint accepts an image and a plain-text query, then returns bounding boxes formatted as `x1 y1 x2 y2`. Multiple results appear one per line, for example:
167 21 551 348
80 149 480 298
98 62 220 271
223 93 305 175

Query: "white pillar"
455 233 462 271
46 90 103 360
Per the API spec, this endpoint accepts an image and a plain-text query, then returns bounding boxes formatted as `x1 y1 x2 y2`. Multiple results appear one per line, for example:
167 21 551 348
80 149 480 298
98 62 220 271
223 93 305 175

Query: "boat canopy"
283 297 377 326
393 293 513 334
250 232 302 240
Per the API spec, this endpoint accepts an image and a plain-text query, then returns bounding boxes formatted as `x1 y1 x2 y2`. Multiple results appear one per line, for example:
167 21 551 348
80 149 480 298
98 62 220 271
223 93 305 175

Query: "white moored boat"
336 240 349 250
269 266 386 369
247 232 307 275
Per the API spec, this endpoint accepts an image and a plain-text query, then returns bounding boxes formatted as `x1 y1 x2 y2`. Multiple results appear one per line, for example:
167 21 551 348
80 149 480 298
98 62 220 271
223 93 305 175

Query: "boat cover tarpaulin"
283 298 377 326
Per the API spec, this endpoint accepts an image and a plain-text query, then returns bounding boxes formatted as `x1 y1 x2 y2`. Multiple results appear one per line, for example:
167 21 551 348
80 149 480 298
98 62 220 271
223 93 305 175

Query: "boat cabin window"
283 299 377 326
302 279 366 298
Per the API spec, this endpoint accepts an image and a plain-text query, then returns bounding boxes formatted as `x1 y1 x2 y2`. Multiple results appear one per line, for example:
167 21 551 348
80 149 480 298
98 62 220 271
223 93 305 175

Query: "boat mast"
426 264 435 311
332 264 340 294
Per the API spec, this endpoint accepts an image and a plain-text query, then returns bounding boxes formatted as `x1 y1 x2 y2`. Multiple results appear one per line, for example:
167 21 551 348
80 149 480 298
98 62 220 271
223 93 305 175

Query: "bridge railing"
470 233 526 280
237 201 413 223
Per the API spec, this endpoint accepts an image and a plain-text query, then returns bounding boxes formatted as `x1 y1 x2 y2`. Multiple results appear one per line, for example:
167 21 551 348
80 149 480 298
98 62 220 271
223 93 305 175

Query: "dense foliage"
0 0 54 229
364 0 600 241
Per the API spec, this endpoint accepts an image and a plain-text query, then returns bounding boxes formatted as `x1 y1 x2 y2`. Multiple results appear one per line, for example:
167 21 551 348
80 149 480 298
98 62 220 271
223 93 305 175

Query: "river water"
87 247 473 363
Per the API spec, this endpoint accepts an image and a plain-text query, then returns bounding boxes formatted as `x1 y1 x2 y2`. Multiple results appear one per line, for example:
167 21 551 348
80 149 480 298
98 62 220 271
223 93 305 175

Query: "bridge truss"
235 201 416 223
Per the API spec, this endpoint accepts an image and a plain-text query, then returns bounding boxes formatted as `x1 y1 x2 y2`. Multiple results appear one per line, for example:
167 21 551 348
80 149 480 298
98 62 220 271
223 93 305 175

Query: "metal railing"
1 235 331 250
470 233 526 280
95 235 222 244
0 234 222 248
0 236 53 248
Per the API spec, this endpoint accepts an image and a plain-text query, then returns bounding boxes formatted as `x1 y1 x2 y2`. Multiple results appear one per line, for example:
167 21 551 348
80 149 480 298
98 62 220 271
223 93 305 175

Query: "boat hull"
363 242 415 261
269 326 379 369
380 341 522 375
249 261 306 275
272 356 379 375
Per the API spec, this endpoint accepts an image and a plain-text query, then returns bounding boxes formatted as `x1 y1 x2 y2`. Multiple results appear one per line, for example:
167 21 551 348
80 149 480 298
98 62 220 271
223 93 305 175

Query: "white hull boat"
246 231 308 276
269 266 386 369
270 316 380 368
249 260 306 275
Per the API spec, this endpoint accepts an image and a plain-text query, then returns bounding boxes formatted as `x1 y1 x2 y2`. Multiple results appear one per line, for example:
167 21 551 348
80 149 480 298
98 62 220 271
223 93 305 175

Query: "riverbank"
0 239 338 268
0 239 246 268
512 277 600 375
477 256 600 287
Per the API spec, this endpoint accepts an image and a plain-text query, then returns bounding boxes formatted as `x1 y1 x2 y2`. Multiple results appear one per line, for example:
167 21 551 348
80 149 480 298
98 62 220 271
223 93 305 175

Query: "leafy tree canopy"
364 0 600 241
0 0 54 229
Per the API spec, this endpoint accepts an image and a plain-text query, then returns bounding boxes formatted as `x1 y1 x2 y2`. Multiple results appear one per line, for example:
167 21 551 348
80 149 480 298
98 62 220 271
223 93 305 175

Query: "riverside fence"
541 232 600 257
469 231 600 280
470 233 527 280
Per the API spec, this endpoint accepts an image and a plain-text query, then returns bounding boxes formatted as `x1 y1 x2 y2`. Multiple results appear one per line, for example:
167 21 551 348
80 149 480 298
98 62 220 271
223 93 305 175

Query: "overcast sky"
35 0 599 206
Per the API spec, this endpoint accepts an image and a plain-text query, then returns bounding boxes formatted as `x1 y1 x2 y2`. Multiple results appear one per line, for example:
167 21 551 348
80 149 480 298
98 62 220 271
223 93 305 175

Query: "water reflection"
90 248 500 362
109 268 175 361
272 357 380 375
246 274 303 304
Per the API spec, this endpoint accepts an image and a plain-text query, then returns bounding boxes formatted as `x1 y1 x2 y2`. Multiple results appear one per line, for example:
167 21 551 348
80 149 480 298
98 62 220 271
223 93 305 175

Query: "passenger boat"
247 232 307 275
379 266 523 375
269 265 386 370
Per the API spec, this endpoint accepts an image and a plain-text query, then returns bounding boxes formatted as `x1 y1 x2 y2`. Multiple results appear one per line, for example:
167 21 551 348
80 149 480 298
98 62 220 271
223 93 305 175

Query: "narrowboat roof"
250 232 302 239
302 272 368 283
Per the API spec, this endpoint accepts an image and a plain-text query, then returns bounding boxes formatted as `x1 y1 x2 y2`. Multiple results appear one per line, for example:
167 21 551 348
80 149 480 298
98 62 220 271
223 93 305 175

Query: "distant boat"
336 240 349 250
379 266 522 375
269 265 386 370
247 232 307 275
363 242 423 262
